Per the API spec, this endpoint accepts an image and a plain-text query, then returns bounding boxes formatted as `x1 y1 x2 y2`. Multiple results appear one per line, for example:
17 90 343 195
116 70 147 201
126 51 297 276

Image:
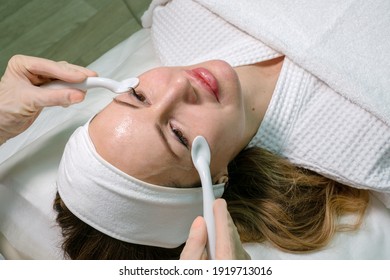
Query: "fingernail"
70 92 84 104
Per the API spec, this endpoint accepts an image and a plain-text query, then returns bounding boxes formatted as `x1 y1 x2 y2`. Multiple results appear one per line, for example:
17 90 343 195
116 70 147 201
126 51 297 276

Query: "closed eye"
129 88 149 104
170 123 189 149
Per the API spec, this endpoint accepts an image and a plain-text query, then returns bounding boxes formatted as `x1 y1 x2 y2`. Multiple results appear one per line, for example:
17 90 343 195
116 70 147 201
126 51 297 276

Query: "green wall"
0 0 152 74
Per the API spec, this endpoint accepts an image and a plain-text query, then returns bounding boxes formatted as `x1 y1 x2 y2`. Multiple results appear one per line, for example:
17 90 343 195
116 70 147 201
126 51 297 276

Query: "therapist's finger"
214 199 233 259
32 87 86 108
180 216 208 260
57 60 98 78
214 199 251 260
11 55 97 84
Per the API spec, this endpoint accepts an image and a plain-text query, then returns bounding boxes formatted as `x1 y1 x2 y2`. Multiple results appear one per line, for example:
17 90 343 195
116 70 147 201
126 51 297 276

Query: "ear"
214 169 229 185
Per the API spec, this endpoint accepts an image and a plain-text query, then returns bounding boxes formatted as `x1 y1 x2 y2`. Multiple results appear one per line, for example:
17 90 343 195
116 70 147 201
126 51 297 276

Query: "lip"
186 68 220 102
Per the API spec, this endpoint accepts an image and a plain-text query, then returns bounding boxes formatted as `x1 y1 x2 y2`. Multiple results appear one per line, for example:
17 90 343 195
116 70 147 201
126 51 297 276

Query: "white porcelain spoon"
41 77 139 94
191 135 216 260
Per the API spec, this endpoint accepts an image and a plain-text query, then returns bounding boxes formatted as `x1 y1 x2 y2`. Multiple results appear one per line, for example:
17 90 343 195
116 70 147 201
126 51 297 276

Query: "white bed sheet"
0 29 389 259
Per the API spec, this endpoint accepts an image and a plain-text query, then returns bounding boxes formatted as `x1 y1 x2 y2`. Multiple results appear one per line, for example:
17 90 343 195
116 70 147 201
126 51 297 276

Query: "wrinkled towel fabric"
142 0 390 203
57 120 225 248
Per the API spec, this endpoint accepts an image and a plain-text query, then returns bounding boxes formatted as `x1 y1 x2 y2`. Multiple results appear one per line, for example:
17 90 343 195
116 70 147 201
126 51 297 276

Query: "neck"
234 56 285 148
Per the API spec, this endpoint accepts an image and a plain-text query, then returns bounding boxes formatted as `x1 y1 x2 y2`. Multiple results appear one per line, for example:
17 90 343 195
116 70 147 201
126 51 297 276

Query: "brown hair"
54 146 369 259
225 147 369 252
53 193 184 259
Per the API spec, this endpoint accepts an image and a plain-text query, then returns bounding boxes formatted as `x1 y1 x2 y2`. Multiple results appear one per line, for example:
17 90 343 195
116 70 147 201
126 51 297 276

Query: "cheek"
111 116 133 139
194 109 244 140
197 114 245 166
138 67 173 89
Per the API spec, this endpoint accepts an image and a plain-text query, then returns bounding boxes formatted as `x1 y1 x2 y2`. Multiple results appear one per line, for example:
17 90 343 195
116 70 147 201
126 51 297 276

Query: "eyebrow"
113 97 139 109
155 124 179 159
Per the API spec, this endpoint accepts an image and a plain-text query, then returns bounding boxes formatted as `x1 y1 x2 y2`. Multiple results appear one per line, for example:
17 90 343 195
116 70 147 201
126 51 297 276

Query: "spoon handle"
197 160 216 260
41 77 139 94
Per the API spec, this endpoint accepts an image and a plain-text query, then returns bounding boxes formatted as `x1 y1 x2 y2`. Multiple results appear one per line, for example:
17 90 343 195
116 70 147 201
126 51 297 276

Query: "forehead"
89 104 198 186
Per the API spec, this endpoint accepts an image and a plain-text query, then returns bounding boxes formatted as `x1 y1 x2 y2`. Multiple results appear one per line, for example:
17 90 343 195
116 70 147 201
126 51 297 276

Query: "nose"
155 74 197 116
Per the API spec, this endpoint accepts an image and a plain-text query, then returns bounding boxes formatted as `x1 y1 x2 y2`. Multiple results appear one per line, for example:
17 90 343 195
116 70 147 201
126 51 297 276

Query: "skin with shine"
89 58 284 187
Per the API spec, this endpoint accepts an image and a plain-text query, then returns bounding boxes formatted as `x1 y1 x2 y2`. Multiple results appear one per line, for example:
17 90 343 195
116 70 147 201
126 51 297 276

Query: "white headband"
56 121 225 248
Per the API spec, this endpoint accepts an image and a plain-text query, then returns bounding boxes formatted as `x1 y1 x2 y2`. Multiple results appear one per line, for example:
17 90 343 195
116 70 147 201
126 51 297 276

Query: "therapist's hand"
0 55 97 144
180 199 251 260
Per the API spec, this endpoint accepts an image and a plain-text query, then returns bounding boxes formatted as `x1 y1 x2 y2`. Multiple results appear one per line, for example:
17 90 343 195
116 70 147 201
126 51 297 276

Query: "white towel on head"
57 120 224 248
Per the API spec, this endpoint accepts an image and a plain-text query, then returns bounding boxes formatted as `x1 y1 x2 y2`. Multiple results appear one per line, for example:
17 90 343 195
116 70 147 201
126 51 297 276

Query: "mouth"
186 68 220 102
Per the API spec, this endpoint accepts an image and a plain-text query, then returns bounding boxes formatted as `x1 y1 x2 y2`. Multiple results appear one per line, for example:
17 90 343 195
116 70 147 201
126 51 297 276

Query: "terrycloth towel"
194 0 390 126
253 57 390 194
143 0 281 66
142 0 390 203
57 120 225 248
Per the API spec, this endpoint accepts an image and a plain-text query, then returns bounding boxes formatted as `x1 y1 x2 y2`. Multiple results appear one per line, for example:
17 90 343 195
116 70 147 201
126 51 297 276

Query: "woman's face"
89 60 248 187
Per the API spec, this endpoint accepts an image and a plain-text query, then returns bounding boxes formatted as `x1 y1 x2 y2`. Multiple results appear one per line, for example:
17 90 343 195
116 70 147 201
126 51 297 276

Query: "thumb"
33 87 86 108
180 217 208 260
